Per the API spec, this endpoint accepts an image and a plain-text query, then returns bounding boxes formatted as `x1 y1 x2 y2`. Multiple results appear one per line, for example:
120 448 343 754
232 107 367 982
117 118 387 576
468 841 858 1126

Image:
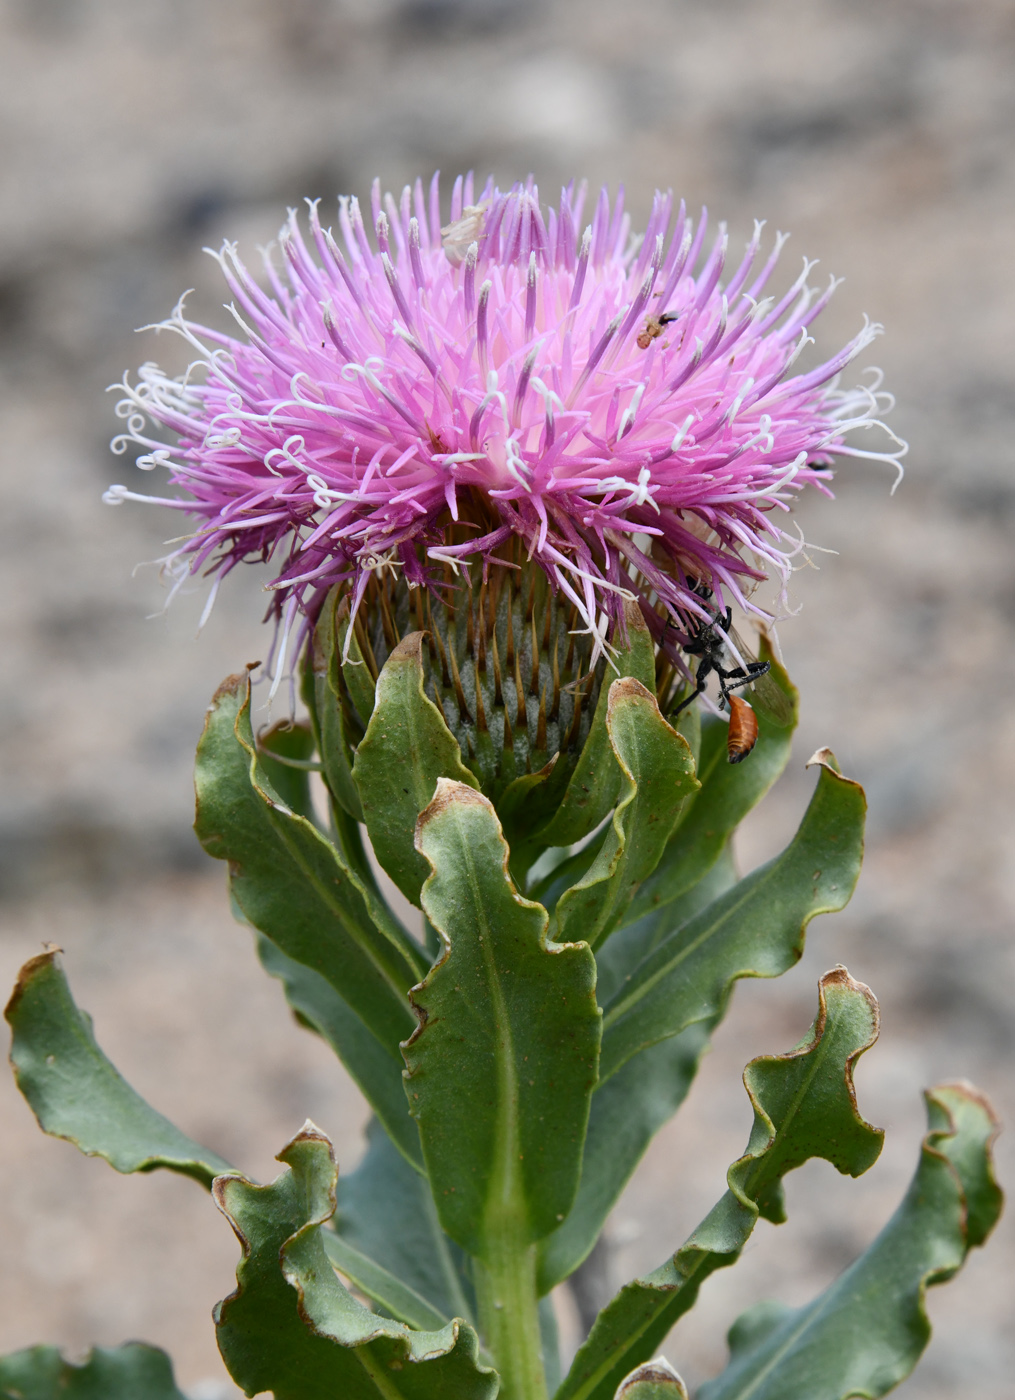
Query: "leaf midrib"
601 846 794 1033
456 806 527 1249
249 766 417 1020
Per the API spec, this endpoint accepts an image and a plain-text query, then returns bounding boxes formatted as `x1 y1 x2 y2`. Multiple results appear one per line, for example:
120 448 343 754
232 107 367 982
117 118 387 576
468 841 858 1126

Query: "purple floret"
107 173 904 674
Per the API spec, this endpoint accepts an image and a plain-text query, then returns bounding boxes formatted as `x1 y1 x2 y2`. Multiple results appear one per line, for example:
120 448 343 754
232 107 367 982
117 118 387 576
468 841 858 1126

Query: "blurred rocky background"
0 0 1013 1395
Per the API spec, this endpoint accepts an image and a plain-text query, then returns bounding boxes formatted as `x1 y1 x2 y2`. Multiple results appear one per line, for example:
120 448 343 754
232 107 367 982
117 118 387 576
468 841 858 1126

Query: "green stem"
475 1238 548 1400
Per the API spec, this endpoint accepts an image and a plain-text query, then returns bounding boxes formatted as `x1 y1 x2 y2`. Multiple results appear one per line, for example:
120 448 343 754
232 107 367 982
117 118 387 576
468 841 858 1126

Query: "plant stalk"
475 1237 548 1400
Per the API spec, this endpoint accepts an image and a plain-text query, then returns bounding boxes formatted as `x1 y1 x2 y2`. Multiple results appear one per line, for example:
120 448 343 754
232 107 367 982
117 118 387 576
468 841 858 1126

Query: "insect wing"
726 626 793 727
745 666 793 726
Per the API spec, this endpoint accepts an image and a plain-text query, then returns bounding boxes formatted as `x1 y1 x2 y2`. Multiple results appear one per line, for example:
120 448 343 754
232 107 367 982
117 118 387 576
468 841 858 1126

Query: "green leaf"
599 752 865 1083
614 1359 688 1400
496 755 574 884
626 644 797 925
699 1080 1003 1400
5 951 230 1187
256 937 423 1170
304 586 365 821
555 967 883 1400
593 844 738 1007
536 602 657 848
538 853 741 1293
404 779 601 1256
526 832 608 918
555 679 697 951
322 1233 451 1333
0 1342 188 1399
352 633 480 907
335 1118 475 1324
537 1022 713 1294
214 1122 497 1400
194 670 424 1066
256 719 319 821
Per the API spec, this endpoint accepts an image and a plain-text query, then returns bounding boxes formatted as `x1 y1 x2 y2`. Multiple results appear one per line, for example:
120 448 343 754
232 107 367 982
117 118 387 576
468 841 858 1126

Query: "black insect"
668 579 790 724
668 599 772 720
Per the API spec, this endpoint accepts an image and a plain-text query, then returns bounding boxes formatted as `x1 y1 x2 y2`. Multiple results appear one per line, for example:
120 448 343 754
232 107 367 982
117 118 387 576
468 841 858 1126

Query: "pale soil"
0 1 1013 1395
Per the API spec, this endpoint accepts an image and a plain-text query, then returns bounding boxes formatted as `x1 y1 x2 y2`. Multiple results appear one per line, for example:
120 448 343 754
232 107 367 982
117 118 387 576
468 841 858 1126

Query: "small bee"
668 587 791 762
637 310 679 350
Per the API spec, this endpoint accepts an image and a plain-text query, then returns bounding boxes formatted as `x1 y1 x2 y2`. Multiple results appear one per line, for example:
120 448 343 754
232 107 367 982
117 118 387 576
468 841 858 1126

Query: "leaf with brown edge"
555 968 882 1400
625 641 797 926
404 779 601 1257
614 1358 688 1400
598 752 865 1083
213 1121 497 1400
194 670 425 1166
6 951 231 1188
699 1080 1003 1400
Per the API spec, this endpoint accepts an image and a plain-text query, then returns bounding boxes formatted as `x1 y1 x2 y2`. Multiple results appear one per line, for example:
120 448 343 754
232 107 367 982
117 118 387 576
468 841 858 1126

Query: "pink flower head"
107 174 904 674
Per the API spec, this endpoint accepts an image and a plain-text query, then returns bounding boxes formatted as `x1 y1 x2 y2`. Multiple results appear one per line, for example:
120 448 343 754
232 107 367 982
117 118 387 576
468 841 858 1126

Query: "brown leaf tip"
211 671 252 706
616 1357 688 1398
929 1079 1002 1130
607 675 654 711
283 1118 334 1153
4 949 61 1023
419 776 492 824
389 630 426 663
816 964 880 1042
805 745 841 774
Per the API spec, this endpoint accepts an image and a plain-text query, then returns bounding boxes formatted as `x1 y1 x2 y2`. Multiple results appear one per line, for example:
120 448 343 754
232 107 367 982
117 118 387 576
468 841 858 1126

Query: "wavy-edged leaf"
195 671 424 1081
556 680 697 950
335 1118 475 1323
214 1123 497 1400
0 1342 187 1399
626 645 797 926
352 633 480 907
600 752 865 1083
615 1358 688 1400
256 937 422 1169
556 968 883 1400
405 780 601 1256
5 951 230 1187
536 602 657 848
699 1080 1003 1400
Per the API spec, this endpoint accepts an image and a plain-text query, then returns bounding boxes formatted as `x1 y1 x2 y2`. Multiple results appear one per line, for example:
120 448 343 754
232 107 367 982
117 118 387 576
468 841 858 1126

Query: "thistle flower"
106 174 904 685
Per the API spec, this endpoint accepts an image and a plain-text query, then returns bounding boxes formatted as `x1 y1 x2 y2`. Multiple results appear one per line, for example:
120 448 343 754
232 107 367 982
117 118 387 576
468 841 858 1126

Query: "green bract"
4 583 1001 1400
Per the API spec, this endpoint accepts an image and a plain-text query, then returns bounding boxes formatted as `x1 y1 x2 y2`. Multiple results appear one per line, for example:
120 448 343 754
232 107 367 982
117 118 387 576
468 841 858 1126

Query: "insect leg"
716 660 771 709
670 656 714 717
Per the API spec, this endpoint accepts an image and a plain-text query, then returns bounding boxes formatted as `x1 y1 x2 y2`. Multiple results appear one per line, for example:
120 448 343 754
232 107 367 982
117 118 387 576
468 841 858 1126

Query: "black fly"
668 604 771 717
666 582 791 728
